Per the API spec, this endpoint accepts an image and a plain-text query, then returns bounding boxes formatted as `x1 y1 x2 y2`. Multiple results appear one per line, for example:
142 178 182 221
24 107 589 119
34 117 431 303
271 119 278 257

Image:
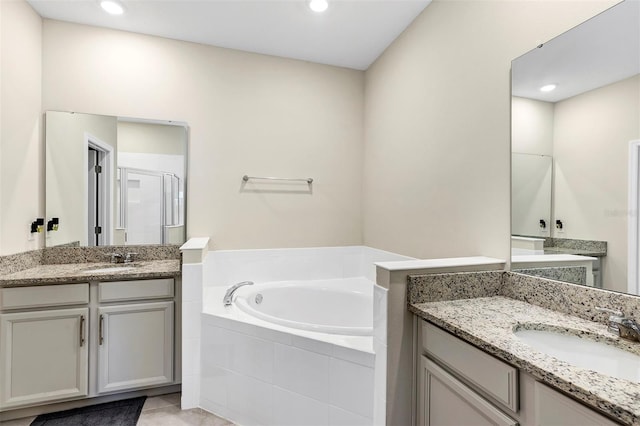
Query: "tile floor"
1 393 234 426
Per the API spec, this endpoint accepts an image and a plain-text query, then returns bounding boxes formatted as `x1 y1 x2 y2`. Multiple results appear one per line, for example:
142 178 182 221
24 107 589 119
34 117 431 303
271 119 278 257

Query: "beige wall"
363 0 616 265
42 20 365 250
118 121 186 155
554 74 640 293
0 0 42 255
363 2 617 423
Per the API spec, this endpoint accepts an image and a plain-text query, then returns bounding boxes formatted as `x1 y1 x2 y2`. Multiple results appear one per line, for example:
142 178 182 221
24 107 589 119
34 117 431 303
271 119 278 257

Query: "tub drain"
255 294 263 304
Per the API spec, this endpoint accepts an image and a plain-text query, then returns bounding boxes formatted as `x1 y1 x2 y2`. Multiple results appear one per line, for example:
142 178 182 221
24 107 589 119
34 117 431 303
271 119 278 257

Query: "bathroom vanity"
409 271 640 426
0 254 181 420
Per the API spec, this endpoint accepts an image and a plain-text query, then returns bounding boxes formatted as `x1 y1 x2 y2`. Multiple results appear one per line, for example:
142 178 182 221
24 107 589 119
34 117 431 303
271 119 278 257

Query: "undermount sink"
513 327 640 382
82 265 137 274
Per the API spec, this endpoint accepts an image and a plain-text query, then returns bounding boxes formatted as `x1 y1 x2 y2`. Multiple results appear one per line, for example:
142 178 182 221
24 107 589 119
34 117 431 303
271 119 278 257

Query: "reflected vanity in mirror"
45 111 188 247
511 0 640 294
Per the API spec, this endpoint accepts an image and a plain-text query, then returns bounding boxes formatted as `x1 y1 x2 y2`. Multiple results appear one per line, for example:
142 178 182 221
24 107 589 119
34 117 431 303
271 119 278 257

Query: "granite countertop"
410 296 640 425
0 259 181 287
544 246 607 257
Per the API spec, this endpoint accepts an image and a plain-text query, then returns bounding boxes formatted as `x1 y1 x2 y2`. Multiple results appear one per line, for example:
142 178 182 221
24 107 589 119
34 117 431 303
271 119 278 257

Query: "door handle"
79 315 85 347
99 314 104 345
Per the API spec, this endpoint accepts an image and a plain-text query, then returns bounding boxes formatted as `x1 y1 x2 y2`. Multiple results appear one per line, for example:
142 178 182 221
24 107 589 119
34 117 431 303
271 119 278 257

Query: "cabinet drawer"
422 321 518 412
0 284 89 310
419 356 518 426
99 279 174 303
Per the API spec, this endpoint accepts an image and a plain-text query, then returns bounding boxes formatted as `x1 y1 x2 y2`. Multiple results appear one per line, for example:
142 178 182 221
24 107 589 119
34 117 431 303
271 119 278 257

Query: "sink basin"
513 328 640 382
82 265 136 274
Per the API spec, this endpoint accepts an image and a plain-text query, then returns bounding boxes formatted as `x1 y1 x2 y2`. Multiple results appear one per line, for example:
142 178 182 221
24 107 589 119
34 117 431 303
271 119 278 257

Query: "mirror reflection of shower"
116 167 183 245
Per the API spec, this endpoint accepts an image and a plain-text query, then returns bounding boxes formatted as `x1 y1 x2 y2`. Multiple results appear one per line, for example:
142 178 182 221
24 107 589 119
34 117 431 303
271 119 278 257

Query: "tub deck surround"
408 271 640 425
0 259 181 287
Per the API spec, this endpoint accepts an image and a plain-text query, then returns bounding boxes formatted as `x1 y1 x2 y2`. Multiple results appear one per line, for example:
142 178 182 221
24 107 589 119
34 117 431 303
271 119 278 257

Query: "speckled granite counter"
543 246 607 257
409 271 640 425
0 259 181 287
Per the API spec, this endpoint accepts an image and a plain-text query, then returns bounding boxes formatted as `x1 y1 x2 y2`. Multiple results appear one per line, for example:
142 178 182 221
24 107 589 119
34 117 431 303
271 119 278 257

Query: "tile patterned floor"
1 393 234 426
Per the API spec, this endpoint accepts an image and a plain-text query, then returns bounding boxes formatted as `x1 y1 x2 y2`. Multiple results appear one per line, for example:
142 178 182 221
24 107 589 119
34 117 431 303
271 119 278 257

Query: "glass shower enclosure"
116 167 182 245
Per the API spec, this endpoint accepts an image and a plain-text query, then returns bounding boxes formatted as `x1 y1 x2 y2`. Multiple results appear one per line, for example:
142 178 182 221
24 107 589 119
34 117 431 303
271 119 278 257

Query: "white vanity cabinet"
0 284 90 410
418 320 621 426
0 277 178 414
96 279 174 394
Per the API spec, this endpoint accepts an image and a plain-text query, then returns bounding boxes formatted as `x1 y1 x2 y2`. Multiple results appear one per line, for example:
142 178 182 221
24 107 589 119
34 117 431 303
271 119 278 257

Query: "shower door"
118 167 181 245
124 170 164 244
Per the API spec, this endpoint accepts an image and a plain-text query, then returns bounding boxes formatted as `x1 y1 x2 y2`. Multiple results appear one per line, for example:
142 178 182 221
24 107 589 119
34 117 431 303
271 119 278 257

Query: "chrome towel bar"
242 175 313 184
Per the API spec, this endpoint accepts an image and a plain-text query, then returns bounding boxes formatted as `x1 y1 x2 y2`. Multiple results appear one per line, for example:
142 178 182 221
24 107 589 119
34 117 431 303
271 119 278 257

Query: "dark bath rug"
31 396 146 426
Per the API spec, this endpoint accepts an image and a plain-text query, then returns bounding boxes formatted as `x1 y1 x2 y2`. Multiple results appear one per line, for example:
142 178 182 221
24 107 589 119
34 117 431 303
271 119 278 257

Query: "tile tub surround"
409 297 640 425
408 271 640 425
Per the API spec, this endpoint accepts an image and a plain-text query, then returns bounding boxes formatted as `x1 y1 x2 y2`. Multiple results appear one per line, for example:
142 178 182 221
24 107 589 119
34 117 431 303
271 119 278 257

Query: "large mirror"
511 0 640 294
46 111 188 247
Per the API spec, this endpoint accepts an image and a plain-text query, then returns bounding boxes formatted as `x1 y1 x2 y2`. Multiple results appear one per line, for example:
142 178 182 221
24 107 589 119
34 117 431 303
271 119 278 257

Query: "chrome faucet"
595 306 624 334
596 306 640 342
223 281 254 306
619 318 640 342
107 253 124 264
124 252 138 263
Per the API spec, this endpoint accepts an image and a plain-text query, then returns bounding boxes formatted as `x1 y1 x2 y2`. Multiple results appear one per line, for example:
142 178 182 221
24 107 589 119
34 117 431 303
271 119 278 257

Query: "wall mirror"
46 111 188 247
510 0 639 294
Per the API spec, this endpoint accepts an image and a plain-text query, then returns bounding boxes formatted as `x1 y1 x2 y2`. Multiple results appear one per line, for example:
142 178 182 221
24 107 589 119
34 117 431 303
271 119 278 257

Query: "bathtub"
233 278 373 336
197 246 414 426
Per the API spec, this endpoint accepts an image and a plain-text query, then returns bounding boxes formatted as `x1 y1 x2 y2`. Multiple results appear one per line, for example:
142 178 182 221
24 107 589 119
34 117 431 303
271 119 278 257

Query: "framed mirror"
45 111 188 247
510 0 639 294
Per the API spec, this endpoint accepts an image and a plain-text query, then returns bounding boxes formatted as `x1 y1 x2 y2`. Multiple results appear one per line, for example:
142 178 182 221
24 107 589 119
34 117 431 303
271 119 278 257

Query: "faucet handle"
124 252 138 263
596 306 625 333
595 306 624 316
105 253 123 263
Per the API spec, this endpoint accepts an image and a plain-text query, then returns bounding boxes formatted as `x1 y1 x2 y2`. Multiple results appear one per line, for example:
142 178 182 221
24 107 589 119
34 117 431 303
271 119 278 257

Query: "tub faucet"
223 281 254 306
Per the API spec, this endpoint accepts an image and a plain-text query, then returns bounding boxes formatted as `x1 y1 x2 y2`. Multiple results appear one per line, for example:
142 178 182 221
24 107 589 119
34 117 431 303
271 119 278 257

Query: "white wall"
45 111 117 247
362 0 617 264
554 74 640 292
512 96 555 156
42 20 365 251
511 153 552 237
0 0 42 255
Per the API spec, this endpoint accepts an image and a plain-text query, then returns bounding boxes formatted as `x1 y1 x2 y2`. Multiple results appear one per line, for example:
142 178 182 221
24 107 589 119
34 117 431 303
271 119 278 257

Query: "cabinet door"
0 308 89 409
97 301 173 393
418 356 518 426
534 382 619 426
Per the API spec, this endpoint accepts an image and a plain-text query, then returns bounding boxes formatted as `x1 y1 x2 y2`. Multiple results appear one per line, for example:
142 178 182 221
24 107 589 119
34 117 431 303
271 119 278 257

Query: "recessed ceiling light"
309 0 328 13
100 0 124 15
540 84 557 92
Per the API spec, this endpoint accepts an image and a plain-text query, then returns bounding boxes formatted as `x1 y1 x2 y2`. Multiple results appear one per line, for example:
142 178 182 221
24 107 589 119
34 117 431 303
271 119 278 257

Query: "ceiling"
512 0 639 103
27 0 432 70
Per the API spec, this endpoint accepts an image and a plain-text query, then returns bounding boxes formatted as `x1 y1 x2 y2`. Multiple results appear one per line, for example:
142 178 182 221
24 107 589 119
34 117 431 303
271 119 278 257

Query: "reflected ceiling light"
539 84 557 92
100 0 124 15
309 0 329 13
